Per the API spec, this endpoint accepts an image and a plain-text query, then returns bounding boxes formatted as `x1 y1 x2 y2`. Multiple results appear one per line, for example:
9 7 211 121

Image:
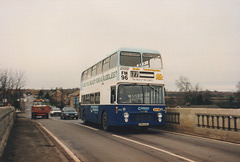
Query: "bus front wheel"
102 111 109 131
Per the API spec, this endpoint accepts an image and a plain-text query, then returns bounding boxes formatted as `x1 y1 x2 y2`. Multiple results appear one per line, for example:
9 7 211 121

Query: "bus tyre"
102 111 109 131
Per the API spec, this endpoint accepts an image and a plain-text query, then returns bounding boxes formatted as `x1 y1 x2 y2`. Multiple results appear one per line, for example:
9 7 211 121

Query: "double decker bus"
80 48 165 130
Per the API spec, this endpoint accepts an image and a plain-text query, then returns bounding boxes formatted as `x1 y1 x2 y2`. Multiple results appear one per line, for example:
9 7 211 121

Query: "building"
69 90 80 109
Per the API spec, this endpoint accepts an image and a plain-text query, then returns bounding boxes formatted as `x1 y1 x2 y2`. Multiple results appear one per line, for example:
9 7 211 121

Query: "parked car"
50 107 62 116
60 107 78 120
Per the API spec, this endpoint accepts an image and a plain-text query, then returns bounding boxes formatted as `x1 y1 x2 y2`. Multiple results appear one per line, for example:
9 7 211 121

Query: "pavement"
1 112 72 162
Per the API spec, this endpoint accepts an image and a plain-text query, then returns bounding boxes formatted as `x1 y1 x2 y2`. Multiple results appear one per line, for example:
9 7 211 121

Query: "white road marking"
112 134 195 162
76 123 99 131
39 123 81 162
151 129 240 146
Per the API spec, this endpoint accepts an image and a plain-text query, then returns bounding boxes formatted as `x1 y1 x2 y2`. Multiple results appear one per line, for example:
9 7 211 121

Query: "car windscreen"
52 108 60 111
65 109 76 112
33 101 46 106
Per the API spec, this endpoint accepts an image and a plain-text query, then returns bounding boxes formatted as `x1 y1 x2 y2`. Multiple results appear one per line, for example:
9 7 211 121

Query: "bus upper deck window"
142 53 162 69
96 62 102 75
87 68 92 79
120 52 141 67
110 53 118 69
92 65 97 76
103 57 110 72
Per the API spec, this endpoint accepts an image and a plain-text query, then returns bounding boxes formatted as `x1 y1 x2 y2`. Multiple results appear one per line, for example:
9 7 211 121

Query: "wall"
165 108 240 143
0 107 15 158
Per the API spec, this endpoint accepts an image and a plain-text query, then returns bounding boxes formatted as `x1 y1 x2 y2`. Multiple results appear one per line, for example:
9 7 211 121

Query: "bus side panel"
81 105 119 125
97 105 118 125
80 105 98 123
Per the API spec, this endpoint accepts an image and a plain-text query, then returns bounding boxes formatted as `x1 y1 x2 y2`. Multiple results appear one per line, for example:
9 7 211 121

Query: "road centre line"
76 123 99 131
112 134 195 162
39 123 81 162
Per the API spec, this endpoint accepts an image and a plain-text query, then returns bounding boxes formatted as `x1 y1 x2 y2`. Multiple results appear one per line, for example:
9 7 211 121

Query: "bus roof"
117 47 160 54
81 48 161 75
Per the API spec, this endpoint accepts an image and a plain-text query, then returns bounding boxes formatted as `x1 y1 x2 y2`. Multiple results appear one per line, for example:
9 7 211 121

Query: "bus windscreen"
120 52 141 67
142 53 162 68
118 84 164 104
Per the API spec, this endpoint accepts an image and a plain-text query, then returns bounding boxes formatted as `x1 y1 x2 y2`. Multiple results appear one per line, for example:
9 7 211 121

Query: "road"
24 96 240 162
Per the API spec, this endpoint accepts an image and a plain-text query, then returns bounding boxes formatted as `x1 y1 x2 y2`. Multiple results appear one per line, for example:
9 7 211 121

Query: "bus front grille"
129 113 157 122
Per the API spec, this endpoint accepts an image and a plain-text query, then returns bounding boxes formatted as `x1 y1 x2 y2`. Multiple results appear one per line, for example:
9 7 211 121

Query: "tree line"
169 76 240 108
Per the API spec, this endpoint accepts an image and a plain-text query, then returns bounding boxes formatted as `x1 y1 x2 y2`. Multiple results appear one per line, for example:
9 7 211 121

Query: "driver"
118 88 129 103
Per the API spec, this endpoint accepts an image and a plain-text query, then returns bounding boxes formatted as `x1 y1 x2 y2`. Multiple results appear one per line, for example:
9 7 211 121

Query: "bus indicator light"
153 108 161 112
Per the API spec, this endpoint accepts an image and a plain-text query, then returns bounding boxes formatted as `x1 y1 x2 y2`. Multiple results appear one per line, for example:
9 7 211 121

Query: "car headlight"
124 112 129 118
66 113 69 115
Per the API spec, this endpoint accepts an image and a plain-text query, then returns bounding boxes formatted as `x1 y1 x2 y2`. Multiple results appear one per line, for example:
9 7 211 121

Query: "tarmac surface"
1 112 70 162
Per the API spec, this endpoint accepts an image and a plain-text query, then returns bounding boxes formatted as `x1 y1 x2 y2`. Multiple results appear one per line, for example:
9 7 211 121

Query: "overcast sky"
1 0 240 91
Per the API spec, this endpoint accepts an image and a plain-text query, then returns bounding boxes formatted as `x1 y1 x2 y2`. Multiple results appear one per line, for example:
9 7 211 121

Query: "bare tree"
14 70 27 89
0 70 8 90
237 81 240 92
175 76 192 92
0 69 27 107
175 76 209 106
236 82 240 103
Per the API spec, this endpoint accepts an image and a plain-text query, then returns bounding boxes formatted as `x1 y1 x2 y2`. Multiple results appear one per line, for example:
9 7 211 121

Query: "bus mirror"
111 95 115 103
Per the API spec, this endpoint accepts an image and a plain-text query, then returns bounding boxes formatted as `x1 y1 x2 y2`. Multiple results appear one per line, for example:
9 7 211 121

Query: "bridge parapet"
196 113 240 131
0 107 15 158
165 108 240 143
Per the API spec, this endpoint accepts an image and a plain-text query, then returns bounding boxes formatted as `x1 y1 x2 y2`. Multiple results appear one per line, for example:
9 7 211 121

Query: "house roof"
69 90 80 97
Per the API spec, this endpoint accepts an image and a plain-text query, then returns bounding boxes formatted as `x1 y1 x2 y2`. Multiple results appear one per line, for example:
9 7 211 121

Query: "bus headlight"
124 112 129 123
124 112 129 118
158 118 162 122
157 113 162 118
158 113 162 122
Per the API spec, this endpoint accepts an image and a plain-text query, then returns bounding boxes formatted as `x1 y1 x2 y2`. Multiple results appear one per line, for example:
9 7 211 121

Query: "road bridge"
1 97 240 161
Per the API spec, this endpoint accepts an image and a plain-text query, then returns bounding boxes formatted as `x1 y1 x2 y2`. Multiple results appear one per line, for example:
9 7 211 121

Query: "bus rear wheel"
82 110 87 124
102 111 109 131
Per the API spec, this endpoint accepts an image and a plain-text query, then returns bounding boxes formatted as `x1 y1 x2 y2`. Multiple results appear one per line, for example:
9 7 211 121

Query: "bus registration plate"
138 123 149 126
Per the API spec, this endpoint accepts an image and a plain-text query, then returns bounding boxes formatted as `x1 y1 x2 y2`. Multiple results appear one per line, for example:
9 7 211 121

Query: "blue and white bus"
80 48 165 130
